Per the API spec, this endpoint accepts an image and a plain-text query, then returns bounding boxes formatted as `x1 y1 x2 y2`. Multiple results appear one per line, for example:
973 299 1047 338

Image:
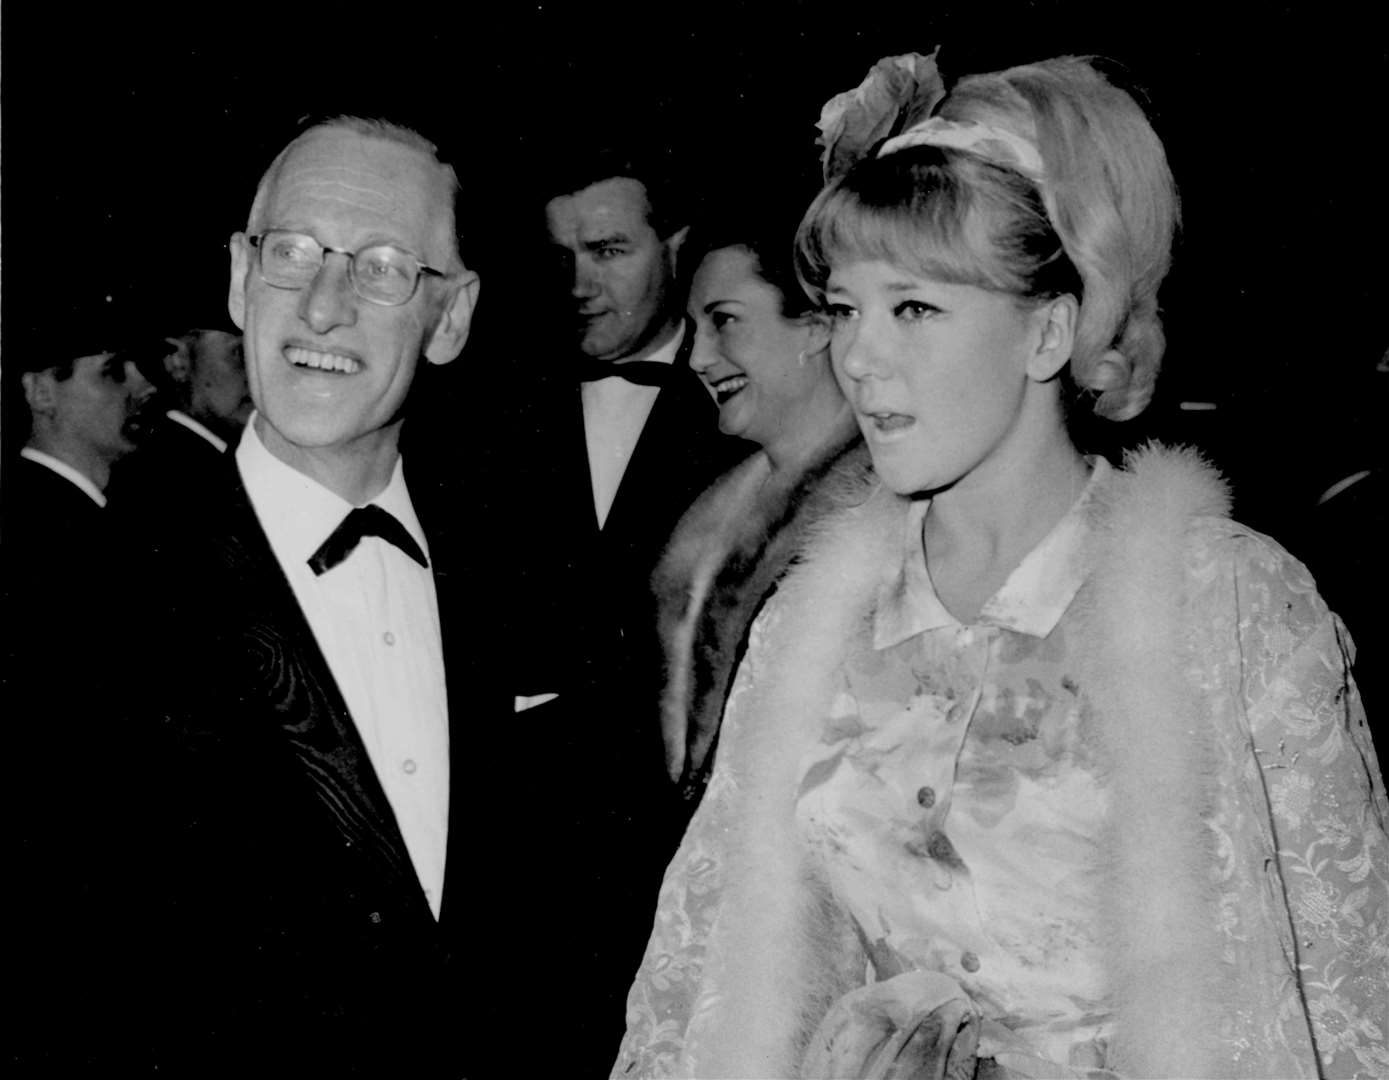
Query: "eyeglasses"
249 230 446 307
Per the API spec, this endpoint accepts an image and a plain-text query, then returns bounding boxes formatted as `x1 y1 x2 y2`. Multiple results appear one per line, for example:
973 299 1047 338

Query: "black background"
3 1 1386 533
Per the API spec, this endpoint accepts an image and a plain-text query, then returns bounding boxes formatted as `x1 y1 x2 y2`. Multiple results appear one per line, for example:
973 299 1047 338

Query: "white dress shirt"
20 447 106 507
580 324 683 528
237 419 449 919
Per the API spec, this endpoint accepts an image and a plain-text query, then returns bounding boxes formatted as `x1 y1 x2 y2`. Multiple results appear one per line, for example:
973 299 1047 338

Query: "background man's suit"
3 456 143 1071
107 411 230 513
493 322 753 1071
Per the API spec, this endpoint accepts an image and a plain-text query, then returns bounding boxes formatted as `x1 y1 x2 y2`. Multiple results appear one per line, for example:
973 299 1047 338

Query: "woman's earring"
796 349 808 367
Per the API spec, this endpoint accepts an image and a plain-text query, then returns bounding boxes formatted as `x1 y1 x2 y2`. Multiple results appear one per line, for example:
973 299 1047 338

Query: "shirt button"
916 786 936 808
402 759 417 775
927 830 955 862
383 631 396 646
961 951 980 973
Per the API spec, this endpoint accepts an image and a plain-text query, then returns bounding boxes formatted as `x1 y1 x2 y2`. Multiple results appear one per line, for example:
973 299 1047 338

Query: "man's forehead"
259 130 448 238
547 176 654 239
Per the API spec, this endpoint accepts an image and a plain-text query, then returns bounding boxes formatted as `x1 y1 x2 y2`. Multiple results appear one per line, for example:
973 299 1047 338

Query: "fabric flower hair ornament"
815 50 947 182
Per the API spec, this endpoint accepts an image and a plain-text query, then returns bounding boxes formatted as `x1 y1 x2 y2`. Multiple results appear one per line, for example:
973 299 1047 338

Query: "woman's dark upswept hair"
796 57 1178 421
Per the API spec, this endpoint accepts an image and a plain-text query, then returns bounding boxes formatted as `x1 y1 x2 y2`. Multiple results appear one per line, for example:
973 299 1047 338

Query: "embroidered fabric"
612 474 1388 1079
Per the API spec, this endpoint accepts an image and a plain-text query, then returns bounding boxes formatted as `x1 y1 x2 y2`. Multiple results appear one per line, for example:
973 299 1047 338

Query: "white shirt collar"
235 414 428 571
19 447 107 508
166 409 228 454
591 321 685 381
874 457 1112 648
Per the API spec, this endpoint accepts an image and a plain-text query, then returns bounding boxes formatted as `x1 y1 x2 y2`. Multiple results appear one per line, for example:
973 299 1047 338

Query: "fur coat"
615 445 1389 1079
652 434 869 794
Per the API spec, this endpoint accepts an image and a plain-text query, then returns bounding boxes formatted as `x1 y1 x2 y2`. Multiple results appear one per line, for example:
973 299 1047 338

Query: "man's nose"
571 258 600 301
299 254 359 332
124 362 156 405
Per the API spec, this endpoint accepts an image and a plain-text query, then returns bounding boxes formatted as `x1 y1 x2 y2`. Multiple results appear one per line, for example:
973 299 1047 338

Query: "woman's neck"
922 425 1090 623
763 382 858 476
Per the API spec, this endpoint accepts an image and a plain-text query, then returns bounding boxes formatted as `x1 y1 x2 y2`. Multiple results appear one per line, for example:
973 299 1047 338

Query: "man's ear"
164 338 194 384
21 371 56 416
1026 295 1077 383
228 233 251 331
665 225 691 274
423 270 481 366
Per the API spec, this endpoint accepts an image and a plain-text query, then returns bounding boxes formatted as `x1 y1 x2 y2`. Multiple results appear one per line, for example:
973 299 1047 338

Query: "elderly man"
495 146 752 1072
129 118 483 1075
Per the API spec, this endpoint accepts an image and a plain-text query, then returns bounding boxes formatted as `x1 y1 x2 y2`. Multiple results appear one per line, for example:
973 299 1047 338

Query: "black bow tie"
308 505 429 576
574 360 673 386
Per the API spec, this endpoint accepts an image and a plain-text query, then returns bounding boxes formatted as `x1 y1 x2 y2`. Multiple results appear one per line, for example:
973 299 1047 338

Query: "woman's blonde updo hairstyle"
796 57 1178 421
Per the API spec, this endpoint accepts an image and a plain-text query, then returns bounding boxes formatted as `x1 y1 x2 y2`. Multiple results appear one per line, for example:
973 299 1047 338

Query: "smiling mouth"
712 375 749 404
286 346 361 374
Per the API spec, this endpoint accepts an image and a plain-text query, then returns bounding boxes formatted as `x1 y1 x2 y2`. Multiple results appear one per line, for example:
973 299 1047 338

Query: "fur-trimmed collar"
682 444 1257 1077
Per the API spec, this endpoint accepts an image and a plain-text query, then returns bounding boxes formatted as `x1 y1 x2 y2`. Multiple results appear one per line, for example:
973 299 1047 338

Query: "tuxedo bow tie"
308 505 429 576
574 359 673 386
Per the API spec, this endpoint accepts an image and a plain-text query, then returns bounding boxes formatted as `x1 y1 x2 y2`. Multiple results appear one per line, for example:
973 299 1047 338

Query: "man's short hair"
246 115 466 273
541 141 691 241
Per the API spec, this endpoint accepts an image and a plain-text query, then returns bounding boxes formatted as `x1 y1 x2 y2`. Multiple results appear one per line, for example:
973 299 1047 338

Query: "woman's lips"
863 411 916 435
712 374 748 405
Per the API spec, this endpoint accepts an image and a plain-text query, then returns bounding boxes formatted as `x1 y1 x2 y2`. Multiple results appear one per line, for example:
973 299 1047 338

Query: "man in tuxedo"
4 335 157 1070
496 148 752 1071
110 328 252 511
129 117 485 1076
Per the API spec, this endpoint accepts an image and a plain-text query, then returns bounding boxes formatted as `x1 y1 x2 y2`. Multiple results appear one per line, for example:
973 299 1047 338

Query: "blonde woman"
615 52 1387 1079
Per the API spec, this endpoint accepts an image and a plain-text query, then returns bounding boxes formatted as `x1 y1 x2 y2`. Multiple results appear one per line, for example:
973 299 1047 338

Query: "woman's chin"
717 394 755 440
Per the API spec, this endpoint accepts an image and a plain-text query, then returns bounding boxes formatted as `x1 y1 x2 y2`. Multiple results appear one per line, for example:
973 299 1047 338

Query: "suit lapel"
214 467 424 906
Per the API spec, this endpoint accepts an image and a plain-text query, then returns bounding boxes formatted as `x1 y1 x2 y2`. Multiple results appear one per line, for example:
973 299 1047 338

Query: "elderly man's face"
546 177 685 362
228 128 474 469
190 330 253 433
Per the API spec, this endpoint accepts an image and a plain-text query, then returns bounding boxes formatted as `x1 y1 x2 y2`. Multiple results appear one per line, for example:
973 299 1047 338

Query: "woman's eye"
711 311 736 330
824 304 857 324
894 300 939 321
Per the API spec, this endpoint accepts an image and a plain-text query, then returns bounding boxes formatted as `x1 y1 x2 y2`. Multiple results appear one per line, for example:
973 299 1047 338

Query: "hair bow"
815 50 946 182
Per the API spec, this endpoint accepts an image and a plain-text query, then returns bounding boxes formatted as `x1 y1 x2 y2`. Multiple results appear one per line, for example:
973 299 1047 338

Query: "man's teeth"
715 376 749 402
286 346 360 374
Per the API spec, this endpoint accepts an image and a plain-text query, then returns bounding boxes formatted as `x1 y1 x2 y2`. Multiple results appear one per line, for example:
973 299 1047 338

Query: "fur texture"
682 481 899 1077
1076 443 1233 1078
684 445 1261 1077
653 438 870 791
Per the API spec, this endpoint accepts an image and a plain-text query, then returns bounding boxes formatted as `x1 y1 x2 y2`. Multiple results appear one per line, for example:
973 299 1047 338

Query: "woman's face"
688 246 829 447
824 258 1044 497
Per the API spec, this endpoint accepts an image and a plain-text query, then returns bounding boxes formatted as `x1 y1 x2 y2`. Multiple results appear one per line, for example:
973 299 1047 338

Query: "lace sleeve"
610 604 781 1078
1241 552 1389 1079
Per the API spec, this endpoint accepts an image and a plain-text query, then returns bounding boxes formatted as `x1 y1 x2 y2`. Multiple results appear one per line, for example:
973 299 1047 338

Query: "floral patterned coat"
613 446 1388 1079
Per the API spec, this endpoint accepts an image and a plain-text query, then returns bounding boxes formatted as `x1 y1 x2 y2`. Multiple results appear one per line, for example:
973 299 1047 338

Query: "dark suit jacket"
116 451 505 1077
3 457 149 1073
106 412 231 519
491 324 754 1073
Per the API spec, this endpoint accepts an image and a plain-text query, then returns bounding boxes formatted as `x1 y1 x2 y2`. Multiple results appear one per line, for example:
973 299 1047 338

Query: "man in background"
497 144 752 1070
110 327 252 509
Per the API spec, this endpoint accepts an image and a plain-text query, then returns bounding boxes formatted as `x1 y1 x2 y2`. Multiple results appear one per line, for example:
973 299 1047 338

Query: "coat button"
961 951 980 972
916 786 936 808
